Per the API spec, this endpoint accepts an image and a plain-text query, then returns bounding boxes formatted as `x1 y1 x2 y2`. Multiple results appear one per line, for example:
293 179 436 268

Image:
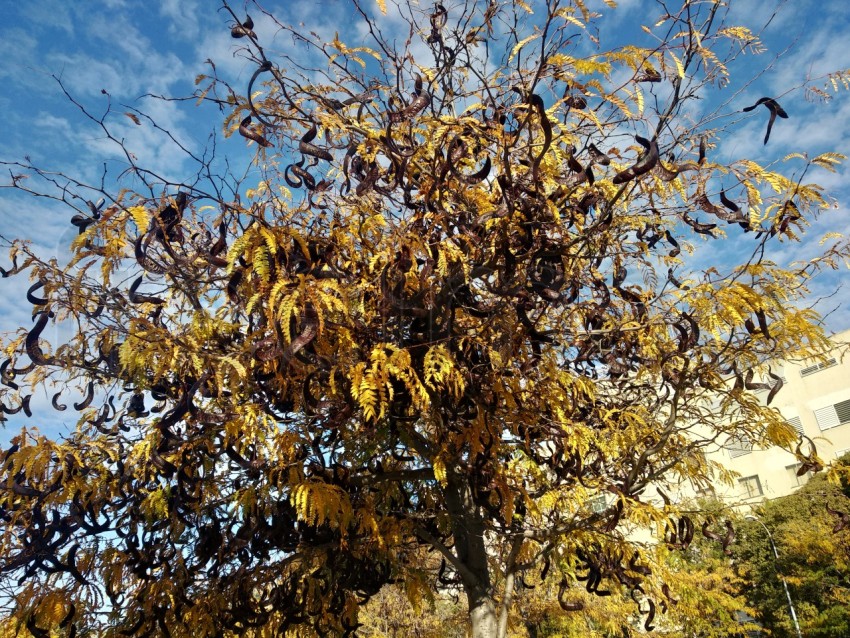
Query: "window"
738 475 763 499
814 399 850 431
589 495 608 513
786 463 810 487
800 358 837 377
839 400 850 424
728 435 753 458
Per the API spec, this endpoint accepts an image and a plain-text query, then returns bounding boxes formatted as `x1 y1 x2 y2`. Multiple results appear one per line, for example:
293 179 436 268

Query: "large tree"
734 455 850 638
1 1 849 636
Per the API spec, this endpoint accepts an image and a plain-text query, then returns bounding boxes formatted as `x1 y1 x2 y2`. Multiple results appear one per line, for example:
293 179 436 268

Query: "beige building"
710 329 850 504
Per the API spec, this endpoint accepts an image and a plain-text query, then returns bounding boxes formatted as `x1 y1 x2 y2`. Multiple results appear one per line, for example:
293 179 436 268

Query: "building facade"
711 329 850 504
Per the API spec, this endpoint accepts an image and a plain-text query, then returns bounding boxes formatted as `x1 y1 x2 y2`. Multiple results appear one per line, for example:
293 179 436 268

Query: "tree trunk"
443 477 503 638
468 590 499 638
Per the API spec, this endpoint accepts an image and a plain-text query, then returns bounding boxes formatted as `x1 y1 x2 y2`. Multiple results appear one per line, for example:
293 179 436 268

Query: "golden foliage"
1 0 848 636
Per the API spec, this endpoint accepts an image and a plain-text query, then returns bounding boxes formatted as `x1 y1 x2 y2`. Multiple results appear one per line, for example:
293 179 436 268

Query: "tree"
360 519 758 638
357 581 465 638
734 455 850 638
1 0 849 636
507 502 759 638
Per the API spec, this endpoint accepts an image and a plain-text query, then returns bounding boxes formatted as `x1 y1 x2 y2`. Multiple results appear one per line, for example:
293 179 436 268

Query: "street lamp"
745 515 803 638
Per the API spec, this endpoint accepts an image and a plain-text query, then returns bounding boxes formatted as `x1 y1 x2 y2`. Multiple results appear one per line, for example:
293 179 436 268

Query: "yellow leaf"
433 456 448 487
126 206 150 231
554 8 586 30
634 84 644 115
376 0 387 15
561 15 586 29
37 592 70 626
509 33 541 62
812 152 846 172
820 232 844 245
669 51 685 78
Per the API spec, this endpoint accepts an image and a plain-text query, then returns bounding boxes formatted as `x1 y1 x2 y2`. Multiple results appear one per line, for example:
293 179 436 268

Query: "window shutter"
800 358 837 377
728 435 753 458
836 399 850 425
814 404 840 430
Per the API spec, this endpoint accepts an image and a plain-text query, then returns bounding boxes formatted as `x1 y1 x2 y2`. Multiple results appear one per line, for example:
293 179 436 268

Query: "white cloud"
18 0 76 37
159 0 202 40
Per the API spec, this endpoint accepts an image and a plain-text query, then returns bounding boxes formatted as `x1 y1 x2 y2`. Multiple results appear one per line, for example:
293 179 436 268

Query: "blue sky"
1 0 849 438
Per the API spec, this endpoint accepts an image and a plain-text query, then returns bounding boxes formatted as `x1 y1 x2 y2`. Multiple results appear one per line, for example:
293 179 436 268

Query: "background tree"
357 580 466 638
358 522 759 638
1 0 849 637
508 513 758 638
733 454 850 638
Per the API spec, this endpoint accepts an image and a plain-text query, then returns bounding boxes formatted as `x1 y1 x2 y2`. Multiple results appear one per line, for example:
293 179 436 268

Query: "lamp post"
745 515 803 638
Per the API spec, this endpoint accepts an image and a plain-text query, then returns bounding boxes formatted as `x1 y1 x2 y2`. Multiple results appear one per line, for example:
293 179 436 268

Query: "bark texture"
469 594 499 638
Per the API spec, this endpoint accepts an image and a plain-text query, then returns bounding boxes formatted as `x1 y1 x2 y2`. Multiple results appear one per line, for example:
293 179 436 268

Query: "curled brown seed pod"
74 381 95 411
231 15 256 39
389 75 430 123
766 368 783 405
558 579 585 611
742 97 788 144
239 116 272 148
26 311 55 366
129 276 164 305
52 391 67 411
299 123 333 161
682 211 716 235
644 599 656 631
27 280 48 306
588 143 611 166
1 359 18 390
612 135 658 184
